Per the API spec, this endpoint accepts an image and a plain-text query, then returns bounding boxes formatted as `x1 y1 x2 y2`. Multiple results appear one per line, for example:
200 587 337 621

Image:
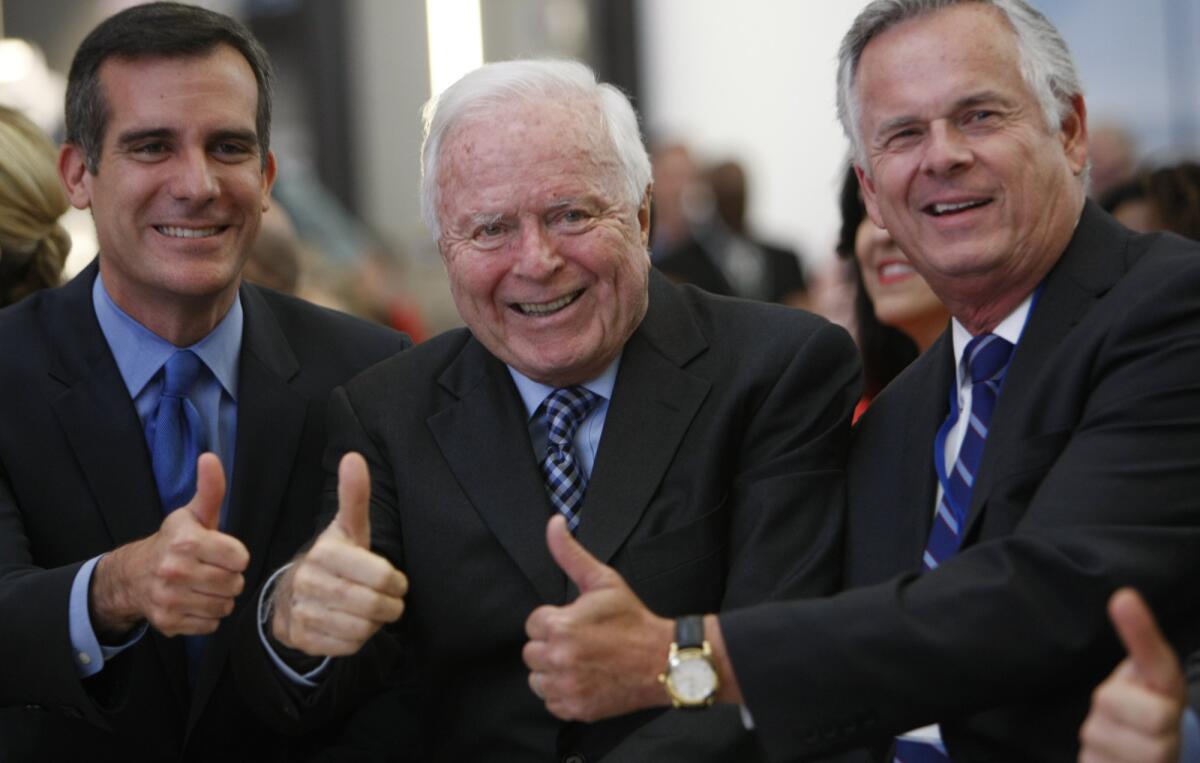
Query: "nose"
169 148 219 202
511 220 563 279
920 120 973 177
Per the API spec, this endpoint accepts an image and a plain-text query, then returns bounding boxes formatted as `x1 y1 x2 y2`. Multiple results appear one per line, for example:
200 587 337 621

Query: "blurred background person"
836 165 948 419
1101 161 1200 240
1088 123 1140 201
648 140 698 261
658 157 808 306
0 104 69 307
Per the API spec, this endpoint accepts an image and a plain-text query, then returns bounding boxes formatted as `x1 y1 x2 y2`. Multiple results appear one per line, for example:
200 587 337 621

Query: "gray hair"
420 59 651 242
837 0 1084 167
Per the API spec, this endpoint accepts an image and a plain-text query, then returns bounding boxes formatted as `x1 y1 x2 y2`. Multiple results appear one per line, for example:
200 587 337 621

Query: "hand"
271 452 407 656
523 515 674 721
1079 588 1186 763
92 453 249 638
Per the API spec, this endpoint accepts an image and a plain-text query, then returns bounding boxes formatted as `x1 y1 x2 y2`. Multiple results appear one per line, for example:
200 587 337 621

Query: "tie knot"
542 386 600 448
964 333 1013 386
162 350 204 398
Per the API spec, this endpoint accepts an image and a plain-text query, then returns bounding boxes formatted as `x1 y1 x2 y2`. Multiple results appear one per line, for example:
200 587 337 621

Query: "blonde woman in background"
0 105 70 307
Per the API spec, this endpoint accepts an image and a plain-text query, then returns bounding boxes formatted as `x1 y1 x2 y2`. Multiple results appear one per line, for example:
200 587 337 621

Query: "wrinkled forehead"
438 95 623 201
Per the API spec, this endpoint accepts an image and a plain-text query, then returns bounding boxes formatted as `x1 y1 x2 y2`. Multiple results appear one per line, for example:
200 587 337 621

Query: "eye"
884 127 922 149
212 141 255 162
552 207 593 230
130 141 170 160
964 110 999 127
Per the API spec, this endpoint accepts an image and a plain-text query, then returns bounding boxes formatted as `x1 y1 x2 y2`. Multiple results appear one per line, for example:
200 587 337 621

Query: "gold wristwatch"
658 615 719 709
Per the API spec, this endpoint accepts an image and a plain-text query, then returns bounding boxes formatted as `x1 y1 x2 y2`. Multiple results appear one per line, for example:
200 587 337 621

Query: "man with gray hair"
519 1 1200 761
235 58 859 760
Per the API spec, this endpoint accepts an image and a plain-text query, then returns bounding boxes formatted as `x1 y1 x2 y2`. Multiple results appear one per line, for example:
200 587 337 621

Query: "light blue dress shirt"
67 273 242 678
259 355 622 686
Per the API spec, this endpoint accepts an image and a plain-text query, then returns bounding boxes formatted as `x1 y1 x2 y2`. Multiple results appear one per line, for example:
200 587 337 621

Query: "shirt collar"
508 353 622 420
92 272 244 400
950 290 1033 388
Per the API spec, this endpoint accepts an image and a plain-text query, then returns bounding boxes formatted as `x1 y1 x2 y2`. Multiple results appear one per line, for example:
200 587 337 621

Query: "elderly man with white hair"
515 1 1200 761
235 58 859 761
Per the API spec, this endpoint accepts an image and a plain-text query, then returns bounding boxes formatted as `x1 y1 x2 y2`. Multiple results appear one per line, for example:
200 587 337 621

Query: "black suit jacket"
721 203 1200 761
0 263 407 761
237 271 860 761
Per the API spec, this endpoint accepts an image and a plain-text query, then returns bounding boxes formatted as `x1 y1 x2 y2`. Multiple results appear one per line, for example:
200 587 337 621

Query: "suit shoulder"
252 286 408 350
347 326 473 389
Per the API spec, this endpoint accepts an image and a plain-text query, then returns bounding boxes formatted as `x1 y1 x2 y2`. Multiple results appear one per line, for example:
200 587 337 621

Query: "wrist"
90 550 142 640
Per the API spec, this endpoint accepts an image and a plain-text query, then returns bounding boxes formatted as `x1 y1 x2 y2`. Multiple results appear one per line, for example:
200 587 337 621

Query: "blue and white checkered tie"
539 386 599 533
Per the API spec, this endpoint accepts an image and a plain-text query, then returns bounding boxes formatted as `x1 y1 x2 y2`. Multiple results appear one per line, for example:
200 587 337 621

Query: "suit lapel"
187 284 306 731
894 334 956 568
575 274 709 579
428 339 568 604
965 202 1128 535
45 263 191 714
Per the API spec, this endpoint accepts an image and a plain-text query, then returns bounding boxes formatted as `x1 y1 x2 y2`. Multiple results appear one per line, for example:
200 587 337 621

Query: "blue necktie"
923 333 1014 571
539 386 600 533
896 334 1014 763
146 350 209 514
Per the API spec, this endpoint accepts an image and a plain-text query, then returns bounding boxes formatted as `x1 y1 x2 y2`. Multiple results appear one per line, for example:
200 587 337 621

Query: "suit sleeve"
233 384 413 738
720 255 1200 760
610 318 861 761
0 458 123 728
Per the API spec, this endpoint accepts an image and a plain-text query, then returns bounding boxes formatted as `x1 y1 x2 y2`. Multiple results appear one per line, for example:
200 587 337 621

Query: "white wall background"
638 0 869 266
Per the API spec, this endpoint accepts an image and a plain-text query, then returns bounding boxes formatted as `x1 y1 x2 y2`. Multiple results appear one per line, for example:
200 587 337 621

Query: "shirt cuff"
68 555 147 678
1180 706 1200 763
257 563 330 687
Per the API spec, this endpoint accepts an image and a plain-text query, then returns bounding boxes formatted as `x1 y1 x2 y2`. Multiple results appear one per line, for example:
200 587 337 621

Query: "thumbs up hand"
1078 588 1186 763
522 515 675 721
92 453 250 638
270 452 407 657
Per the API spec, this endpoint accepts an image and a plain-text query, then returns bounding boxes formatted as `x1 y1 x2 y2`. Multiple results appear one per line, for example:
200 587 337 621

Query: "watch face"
669 654 717 702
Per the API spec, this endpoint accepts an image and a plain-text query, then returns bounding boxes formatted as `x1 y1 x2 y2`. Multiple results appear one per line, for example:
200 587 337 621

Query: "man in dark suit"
519 1 1200 761
0 4 406 760
235 59 859 761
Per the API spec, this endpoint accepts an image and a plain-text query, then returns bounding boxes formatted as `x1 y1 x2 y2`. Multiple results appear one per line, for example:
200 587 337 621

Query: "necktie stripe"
905 333 1014 760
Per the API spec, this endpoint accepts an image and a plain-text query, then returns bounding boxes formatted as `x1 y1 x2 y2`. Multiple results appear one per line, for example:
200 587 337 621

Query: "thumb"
546 514 615 593
187 452 226 530
1109 587 1183 697
335 452 372 548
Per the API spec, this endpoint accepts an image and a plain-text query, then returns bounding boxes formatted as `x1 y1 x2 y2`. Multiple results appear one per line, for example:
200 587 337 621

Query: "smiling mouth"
924 199 992 217
155 225 225 238
514 289 584 316
878 262 916 282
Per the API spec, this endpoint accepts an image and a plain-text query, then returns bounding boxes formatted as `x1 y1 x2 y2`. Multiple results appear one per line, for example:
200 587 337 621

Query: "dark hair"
65 1 273 173
1100 162 1200 241
836 165 920 399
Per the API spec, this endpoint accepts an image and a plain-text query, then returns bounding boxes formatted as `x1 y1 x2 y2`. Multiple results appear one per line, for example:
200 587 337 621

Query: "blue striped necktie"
896 333 1013 763
924 333 1013 570
539 386 600 533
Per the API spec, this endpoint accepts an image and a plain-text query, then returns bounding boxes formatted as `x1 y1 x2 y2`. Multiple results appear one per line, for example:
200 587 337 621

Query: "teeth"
157 226 220 238
879 263 914 279
930 200 986 216
518 291 580 316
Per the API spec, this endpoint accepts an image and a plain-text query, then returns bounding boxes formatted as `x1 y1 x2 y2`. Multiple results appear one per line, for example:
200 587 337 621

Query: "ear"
1058 94 1088 176
58 143 94 211
260 151 279 211
854 164 888 230
638 184 652 249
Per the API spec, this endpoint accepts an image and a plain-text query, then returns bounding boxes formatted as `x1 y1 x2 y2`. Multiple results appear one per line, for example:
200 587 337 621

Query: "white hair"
420 59 652 242
837 0 1084 168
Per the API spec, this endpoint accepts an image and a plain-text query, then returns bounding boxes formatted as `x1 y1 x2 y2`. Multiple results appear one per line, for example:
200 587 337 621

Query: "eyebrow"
114 127 260 148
